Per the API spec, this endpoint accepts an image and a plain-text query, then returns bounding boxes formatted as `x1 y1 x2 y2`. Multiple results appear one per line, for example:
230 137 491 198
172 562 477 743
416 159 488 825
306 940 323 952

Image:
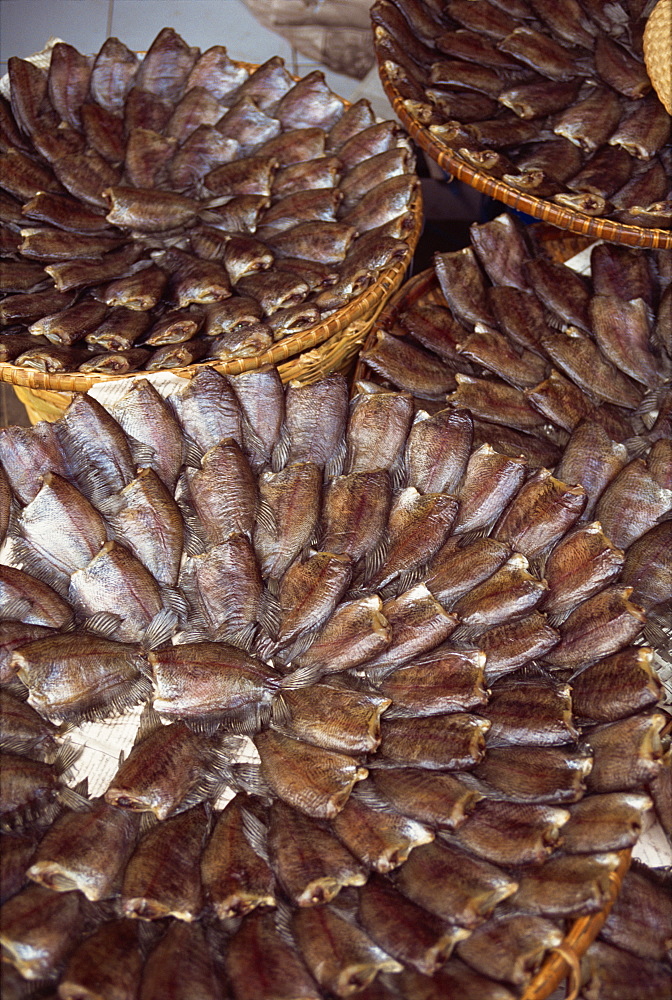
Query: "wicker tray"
0 42 422 410
374 25 671 251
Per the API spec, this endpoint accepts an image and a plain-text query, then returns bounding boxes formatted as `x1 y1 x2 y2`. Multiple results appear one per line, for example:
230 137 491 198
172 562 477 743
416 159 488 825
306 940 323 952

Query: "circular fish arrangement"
0 339 670 996
371 0 672 245
0 27 420 378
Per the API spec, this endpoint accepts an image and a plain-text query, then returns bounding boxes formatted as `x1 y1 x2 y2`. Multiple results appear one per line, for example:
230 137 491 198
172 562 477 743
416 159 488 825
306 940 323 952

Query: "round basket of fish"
371 0 672 250
0 353 670 991
0 28 422 408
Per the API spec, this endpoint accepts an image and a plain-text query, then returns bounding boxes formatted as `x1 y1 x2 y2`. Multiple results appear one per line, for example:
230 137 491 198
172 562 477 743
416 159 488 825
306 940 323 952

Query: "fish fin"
129 439 157 470
362 536 389 583
271 423 291 472
397 564 426 593
269 693 291 730
258 589 281 638
623 434 651 458
58 784 91 812
83 610 124 637
141 607 178 650
0 595 34 621
276 629 319 664
135 703 164 744
279 662 323 690
390 450 408 492
94 492 125 517
140 811 159 835
351 781 392 811
10 537 69 597
160 585 190 620
635 386 665 416
325 437 347 479
255 496 276 536
274 899 296 947
232 762 270 797
643 620 672 661
241 806 271 863
173 624 212 644
183 519 207 556
255 634 278 660
54 741 83 776
545 609 572 629
184 438 204 468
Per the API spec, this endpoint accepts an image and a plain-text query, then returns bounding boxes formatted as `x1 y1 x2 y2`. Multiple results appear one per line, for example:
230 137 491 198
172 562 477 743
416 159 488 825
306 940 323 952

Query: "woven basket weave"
644 0 672 114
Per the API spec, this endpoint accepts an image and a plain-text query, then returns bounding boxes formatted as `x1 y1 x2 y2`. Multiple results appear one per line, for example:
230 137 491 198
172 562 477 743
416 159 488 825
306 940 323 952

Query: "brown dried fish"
554 419 628 517
361 330 456 400
561 791 653 853
493 469 587 561
553 86 623 153
541 521 624 621
332 784 433 872
58 918 143 1000
595 459 672 550
0 882 86 980
583 711 666 793
0 564 73 630
274 683 390 754
509 852 622 917
456 912 564 987
90 37 138 112
224 908 321 1000
452 444 528 536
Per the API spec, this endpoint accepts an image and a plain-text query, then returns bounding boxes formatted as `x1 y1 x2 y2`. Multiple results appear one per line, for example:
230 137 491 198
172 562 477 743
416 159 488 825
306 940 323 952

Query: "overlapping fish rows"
0 27 419 375
372 0 671 230
0 334 670 996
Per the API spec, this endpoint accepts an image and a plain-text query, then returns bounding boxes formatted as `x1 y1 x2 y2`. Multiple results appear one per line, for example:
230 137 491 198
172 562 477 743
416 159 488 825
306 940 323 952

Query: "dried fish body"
456 912 564 987
59 918 143 1000
0 689 59 760
397 961 517 1000
397 839 517 928
541 326 643 410
0 882 85 980
219 236 274 285
18 472 107 580
378 712 490 770
143 339 208 370
135 27 199 101
11 632 149 725
474 744 592 803
187 44 249 100
580 939 672 1000
292 902 402 997
332 785 433 872
484 675 578 746
81 101 126 165
492 470 587 561
620 521 672 612
150 641 279 725
359 586 459 677
224 908 321 1000
201 793 276 918
647 439 672 491
405 407 473 495
328 98 377 150
320 470 391 564
100 264 167 312
452 444 527 536
561 791 653 852
1 828 42 905
434 246 494 328
452 554 548 632
610 92 671 161
276 70 344 131
121 803 208 921
371 766 481 830
0 621 55 686
339 147 414 215
19 227 124 264
0 259 49 294
259 187 342 236
267 220 357 264
509 852 622 917
184 438 257 544
162 249 231 307
216 95 282 155
544 584 647 669
236 268 309 315
0 745 81 831
0 287 75 325
268 798 366 905
124 127 177 188
0 148 63 202
591 294 662 387
84 307 150 351
254 462 322 580
600 864 672 962
291 595 392 677
165 84 222 144
25 299 107 349
424 536 511 608
206 153 279 197
370 489 458 590
583 711 666 793
106 378 184 492
138 919 223 1000
56 392 135 504
458 325 549 389
277 372 349 471
276 551 352 649
169 125 239 190
541 522 624 620
447 373 548 431
499 77 582 119
272 155 343 200
13 342 91 373
142 305 204 343
452 799 570 866
169 367 243 458
231 56 294 112
553 86 623 154
26 797 139 900
89 36 138 112
596 458 672 550
202 295 263 336
255 729 367 819
380 646 487 716
269 302 320 339
187 534 262 644
106 720 223 820
258 126 327 166
274 684 390 755
553 419 628 518
346 386 414 476
69 541 164 643
478 612 561 682
0 565 73 630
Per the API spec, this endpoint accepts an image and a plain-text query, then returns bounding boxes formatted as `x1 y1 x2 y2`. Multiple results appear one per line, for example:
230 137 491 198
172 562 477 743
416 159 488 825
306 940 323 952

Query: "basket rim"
375 57 672 252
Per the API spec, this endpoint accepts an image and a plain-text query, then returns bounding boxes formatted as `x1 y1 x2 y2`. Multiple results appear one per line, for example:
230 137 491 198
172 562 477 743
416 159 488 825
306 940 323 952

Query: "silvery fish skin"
425 536 512 609
478 612 560 682
0 422 69 505
135 27 199 101
149 641 279 725
255 729 368 819
451 553 548 633
452 800 570 866
396 839 518 928
216 95 282 155
474 744 592 803
346 387 414 476
378 712 490 770
620 521 672 612
206 154 279 197
258 187 342 235
274 373 349 472
11 633 150 725
554 420 628 518
258 126 327 166
332 783 434 872
221 236 274 285
272 155 343 200
90 37 138 112
169 125 239 190
137 917 223 1000
201 793 276 918
266 220 357 264
484 674 578 746
18 471 107 579
292 902 403 997
509 852 622 917
580 939 672 1000
121 803 208 921
58 918 143 1000
452 444 527 536
56 392 135 503
0 621 56 687
590 294 663 387
541 521 625 621
583 711 666 793
274 684 390 755
232 55 294 112
371 766 482 831
358 873 470 976
276 551 352 649
7 56 51 136
268 797 366 906
254 462 322 581
224 908 321 1000
340 174 419 233
320 469 391 565
523 255 592 331
124 127 177 188
595 459 672 550
0 564 73 630
186 534 262 644
600 863 672 963
291 595 392 677
165 85 222 144
0 882 85 980
51 150 122 208
369 489 458 591
276 70 344 131
106 378 184 492
184 438 257 544
169 366 243 457
456 913 564 987
187 44 249 99
405 407 473 495
26 797 139 900
561 791 653 853
380 646 487 716
492 469 587 561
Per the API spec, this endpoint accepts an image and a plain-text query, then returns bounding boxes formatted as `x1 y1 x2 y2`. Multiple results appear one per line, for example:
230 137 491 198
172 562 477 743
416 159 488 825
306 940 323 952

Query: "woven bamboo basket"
0 45 422 423
374 19 672 251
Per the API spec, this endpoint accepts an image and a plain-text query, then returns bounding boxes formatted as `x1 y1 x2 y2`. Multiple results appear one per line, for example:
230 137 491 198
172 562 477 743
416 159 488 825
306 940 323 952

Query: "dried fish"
452 444 527 536
541 521 625 621
561 791 653 852
583 711 666 793
90 37 138 112
0 564 73 629
595 459 672 549
224 908 321 1000
0 882 86 980
493 469 587 561
0 689 59 760
360 330 456 400
59 919 143 1000
456 912 564 986
554 419 628 518
620 521 672 613
474 744 592 803
509 852 622 917
106 378 184 491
